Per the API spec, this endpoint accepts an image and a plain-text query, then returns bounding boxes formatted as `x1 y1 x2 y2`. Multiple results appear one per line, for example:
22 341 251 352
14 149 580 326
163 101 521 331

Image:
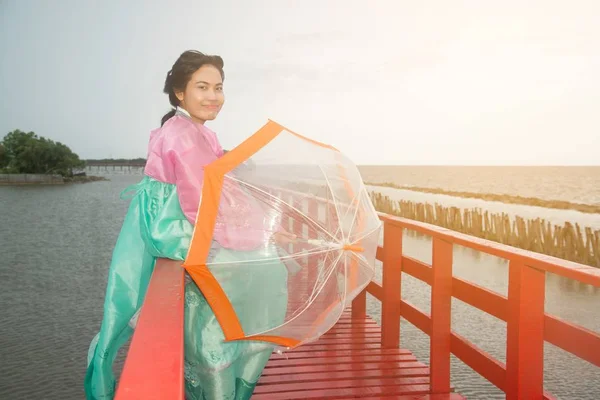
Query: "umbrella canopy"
183 120 382 350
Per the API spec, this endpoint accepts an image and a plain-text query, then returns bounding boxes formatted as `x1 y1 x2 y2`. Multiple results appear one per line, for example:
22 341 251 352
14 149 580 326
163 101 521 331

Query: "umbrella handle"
306 239 337 248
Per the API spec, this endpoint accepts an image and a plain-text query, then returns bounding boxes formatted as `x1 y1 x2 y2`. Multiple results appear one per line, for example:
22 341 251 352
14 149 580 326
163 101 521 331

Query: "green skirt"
84 176 288 400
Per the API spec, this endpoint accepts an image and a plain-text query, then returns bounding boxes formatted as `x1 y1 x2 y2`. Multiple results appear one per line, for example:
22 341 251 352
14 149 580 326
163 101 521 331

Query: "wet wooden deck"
253 312 465 399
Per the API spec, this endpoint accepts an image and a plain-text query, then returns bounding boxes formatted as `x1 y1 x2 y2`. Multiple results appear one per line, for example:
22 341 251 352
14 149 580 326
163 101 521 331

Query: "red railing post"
506 260 546 400
430 238 453 393
381 221 403 348
351 290 367 319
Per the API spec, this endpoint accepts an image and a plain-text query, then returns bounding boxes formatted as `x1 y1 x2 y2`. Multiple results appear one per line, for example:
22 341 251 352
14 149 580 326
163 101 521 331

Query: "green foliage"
0 143 6 169
1 129 85 176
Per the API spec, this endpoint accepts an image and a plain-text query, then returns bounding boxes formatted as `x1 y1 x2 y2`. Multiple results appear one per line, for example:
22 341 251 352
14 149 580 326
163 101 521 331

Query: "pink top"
145 114 223 221
144 112 274 251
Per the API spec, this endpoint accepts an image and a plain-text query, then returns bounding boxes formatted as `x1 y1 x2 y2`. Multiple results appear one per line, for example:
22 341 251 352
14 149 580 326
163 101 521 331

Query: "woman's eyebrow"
195 80 223 85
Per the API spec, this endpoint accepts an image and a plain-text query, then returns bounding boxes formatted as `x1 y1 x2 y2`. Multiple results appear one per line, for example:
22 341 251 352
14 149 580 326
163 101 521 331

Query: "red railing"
353 213 600 400
115 192 600 400
115 259 185 400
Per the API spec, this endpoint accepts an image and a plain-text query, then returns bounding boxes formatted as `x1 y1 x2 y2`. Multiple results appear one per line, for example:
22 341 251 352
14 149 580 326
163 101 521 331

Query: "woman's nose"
206 89 218 100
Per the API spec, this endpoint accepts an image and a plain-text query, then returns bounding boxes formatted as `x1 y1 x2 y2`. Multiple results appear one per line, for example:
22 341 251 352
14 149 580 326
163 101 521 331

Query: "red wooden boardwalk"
253 313 465 400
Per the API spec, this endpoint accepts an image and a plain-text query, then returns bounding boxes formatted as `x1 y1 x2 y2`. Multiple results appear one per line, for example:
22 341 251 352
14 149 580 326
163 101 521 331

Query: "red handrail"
115 259 185 400
351 213 600 400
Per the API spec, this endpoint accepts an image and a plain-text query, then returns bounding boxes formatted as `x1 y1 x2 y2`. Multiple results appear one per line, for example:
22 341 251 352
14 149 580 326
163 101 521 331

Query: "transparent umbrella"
183 120 382 350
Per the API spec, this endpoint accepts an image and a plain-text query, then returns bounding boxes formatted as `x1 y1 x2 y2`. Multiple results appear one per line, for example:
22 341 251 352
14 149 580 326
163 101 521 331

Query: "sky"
1 0 599 165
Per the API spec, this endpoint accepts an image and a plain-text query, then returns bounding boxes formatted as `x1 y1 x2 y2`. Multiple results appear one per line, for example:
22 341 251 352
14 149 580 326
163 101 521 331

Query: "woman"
85 50 293 400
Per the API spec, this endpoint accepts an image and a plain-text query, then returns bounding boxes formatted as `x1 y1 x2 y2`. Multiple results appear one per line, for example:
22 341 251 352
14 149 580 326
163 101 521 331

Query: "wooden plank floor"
253 313 465 400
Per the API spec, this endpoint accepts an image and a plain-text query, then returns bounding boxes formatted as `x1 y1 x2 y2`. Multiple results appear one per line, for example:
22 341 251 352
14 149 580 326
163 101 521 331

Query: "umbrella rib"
334 177 365 242
307 250 344 303
227 176 338 243
347 250 371 272
245 250 345 340
318 164 344 241
344 184 366 242
348 222 383 248
307 250 341 303
206 247 334 266
305 252 350 339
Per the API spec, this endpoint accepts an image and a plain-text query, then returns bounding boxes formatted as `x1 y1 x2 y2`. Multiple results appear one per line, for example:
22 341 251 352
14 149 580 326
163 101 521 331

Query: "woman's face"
176 64 224 124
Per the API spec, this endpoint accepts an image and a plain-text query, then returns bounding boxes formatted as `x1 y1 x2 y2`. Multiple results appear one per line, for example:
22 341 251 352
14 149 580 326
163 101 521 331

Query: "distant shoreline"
0 174 109 185
366 182 600 214
64 175 110 184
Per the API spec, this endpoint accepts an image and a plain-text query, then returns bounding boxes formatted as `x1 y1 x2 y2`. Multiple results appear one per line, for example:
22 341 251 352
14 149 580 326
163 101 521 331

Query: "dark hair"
160 50 225 126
